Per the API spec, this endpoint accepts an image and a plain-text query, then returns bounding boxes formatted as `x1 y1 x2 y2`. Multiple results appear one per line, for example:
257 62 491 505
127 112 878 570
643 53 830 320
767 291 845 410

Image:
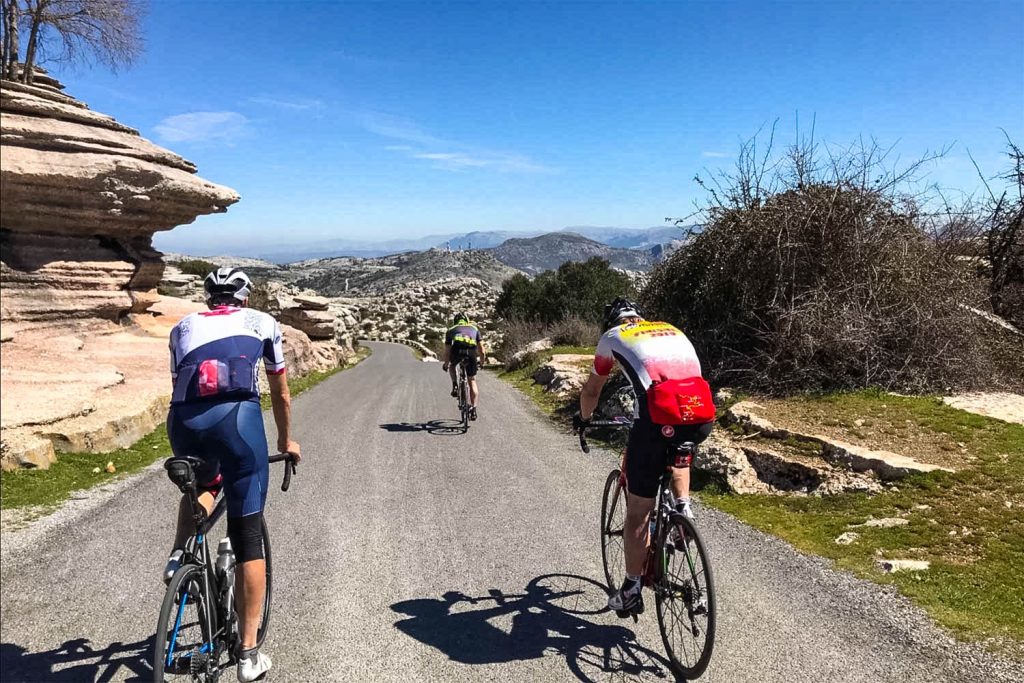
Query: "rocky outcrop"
0 74 239 468
0 296 349 470
1 76 239 329
532 354 592 396
691 400 954 495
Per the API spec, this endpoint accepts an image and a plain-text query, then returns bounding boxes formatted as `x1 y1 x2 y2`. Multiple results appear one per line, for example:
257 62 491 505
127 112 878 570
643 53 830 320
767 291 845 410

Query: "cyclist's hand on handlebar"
278 438 302 463
572 412 590 434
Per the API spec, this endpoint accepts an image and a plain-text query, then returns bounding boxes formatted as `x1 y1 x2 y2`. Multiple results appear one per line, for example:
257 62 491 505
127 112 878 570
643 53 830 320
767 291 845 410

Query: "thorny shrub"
642 134 1023 394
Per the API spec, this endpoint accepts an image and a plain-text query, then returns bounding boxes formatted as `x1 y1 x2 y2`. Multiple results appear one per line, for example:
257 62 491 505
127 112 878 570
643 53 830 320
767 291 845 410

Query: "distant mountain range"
491 232 655 274
243 225 694 263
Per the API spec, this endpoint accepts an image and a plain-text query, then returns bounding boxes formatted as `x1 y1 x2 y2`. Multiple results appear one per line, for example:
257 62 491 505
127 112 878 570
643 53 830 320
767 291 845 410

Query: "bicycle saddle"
164 456 204 491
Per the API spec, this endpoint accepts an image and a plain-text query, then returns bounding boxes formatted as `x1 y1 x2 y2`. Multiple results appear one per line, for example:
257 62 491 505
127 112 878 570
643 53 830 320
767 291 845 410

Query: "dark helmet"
203 266 252 304
602 297 644 331
453 312 469 325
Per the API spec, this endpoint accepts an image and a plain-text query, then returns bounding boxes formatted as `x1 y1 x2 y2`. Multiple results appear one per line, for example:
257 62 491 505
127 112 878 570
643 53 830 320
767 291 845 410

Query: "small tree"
17 0 144 84
1 0 20 79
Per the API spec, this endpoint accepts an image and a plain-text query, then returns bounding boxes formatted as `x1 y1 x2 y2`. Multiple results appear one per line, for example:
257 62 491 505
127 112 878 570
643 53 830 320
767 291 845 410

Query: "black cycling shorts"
625 420 713 498
450 343 479 377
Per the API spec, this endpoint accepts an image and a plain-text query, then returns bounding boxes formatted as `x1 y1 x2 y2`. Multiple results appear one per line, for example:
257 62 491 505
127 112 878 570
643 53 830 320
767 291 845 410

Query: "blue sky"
42 0 1024 255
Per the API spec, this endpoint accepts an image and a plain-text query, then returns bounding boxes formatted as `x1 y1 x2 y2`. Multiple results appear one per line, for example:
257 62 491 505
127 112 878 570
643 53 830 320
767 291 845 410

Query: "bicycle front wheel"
154 564 216 682
655 514 716 679
600 469 627 593
256 516 273 647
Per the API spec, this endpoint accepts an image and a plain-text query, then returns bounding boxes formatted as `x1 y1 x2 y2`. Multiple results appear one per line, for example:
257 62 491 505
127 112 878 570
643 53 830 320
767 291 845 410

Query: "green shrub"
494 257 633 325
175 258 217 278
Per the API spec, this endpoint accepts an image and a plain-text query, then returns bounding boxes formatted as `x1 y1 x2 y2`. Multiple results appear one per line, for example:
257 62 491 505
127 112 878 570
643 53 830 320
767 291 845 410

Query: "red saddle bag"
646 377 716 425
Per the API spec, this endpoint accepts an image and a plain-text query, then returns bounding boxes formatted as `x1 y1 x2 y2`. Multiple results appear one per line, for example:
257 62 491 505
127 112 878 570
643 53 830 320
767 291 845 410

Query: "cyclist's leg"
167 407 223 549
669 422 714 502
465 355 480 407
623 422 662 576
202 400 270 652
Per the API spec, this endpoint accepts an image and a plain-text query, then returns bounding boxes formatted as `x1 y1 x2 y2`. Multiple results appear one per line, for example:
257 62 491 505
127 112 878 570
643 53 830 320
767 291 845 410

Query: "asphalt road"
1 342 1019 682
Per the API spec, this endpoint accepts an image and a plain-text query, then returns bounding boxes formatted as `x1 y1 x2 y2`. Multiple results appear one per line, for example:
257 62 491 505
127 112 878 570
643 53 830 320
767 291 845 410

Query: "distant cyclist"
574 298 715 618
442 312 486 420
165 267 301 683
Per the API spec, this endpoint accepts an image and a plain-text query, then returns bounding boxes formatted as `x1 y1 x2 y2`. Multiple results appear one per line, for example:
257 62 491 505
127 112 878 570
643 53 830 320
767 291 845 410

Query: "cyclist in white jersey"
574 298 715 618
166 267 301 682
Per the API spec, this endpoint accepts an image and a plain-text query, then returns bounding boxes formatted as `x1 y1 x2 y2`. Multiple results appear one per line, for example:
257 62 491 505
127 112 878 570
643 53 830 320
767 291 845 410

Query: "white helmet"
203 266 252 304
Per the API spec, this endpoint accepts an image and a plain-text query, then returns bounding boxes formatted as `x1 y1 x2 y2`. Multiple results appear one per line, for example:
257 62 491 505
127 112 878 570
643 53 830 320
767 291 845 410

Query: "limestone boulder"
1 76 239 329
279 306 335 340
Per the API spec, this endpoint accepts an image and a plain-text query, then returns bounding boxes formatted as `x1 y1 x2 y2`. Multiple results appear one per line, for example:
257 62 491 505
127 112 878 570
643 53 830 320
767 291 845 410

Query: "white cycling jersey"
169 305 285 405
593 320 703 417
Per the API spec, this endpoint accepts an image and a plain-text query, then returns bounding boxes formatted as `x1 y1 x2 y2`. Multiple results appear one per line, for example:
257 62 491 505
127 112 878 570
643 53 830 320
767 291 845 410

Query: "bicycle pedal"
614 609 630 619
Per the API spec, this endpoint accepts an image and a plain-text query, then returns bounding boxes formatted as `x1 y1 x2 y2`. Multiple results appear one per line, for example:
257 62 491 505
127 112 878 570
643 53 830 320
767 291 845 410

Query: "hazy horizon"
44 1 1023 256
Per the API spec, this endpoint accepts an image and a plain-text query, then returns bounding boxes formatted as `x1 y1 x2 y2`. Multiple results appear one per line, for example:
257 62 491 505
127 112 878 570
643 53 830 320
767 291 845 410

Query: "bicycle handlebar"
268 453 297 492
577 418 633 454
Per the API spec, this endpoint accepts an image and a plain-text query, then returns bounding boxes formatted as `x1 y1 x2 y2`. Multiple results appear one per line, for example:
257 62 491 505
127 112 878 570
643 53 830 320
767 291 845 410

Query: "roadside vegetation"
703 392 1024 652
491 134 1023 654
1 348 371 513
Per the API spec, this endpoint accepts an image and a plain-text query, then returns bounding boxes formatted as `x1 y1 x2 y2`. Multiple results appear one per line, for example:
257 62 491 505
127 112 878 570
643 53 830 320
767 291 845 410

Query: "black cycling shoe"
607 586 644 617
470 407 478 421
450 385 458 398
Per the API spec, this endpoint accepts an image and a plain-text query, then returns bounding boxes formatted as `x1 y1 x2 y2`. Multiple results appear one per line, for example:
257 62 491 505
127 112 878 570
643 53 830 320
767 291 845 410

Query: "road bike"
153 453 297 682
454 358 472 429
578 418 717 679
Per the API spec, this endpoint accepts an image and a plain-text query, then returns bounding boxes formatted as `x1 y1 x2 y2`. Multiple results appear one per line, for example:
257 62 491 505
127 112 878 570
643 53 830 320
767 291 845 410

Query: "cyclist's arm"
267 372 300 462
264 318 301 461
477 341 486 362
581 335 614 420
580 373 608 421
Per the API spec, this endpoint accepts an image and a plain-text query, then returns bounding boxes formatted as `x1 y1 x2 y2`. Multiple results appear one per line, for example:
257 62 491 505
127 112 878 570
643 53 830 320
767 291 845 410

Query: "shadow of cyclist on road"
0 635 154 682
379 420 466 435
390 573 678 682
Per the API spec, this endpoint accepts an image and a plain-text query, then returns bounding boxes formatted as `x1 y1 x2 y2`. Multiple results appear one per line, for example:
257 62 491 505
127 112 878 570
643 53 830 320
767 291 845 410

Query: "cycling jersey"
593 320 703 419
167 305 284 522
445 323 482 348
169 305 285 405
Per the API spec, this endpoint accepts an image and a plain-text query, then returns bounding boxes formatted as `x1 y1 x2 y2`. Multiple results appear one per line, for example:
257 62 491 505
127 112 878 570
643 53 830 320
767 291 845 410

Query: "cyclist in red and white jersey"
165 267 300 682
574 298 715 617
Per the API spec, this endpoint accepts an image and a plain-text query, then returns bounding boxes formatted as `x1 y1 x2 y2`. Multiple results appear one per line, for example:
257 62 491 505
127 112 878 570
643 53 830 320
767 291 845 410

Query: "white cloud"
154 112 250 144
248 96 323 111
701 151 733 158
364 111 552 174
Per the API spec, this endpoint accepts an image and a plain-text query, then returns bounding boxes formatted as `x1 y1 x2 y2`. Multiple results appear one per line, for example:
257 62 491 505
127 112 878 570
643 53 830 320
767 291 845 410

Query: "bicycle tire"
256 516 273 647
600 469 627 593
154 563 215 682
655 515 716 679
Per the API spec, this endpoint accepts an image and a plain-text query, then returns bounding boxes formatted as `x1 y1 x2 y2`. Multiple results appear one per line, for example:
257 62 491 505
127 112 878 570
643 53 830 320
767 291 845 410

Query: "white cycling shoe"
237 648 272 682
163 549 184 584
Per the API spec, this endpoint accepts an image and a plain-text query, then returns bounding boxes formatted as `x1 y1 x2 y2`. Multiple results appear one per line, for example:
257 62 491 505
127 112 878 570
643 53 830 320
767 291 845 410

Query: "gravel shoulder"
1 342 1020 682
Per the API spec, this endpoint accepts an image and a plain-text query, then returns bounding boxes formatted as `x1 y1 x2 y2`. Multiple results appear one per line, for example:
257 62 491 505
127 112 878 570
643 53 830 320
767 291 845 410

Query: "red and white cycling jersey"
169 305 286 405
593 320 703 417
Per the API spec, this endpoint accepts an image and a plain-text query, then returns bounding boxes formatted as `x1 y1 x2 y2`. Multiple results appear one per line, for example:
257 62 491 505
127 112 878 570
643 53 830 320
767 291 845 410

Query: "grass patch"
496 369 1024 653
495 345 596 418
702 391 1024 654
2 348 371 513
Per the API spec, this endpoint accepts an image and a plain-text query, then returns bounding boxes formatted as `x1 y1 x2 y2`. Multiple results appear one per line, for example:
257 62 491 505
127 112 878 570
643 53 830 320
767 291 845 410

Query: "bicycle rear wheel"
655 515 716 679
600 469 627 593
154 564 216 682
458 371 470 429
256 517 273 647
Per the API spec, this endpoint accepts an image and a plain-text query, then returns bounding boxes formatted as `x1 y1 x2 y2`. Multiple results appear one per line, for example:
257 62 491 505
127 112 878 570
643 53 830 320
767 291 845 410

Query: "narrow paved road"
1 342 1018 682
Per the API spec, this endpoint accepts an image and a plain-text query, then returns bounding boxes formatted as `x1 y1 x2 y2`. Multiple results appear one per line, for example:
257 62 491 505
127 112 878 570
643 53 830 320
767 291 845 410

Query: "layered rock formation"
0 74 240 468
1 76 239 329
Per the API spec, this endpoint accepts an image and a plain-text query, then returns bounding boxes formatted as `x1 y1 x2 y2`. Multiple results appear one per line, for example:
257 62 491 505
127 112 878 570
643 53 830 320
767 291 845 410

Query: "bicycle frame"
161 453 295 674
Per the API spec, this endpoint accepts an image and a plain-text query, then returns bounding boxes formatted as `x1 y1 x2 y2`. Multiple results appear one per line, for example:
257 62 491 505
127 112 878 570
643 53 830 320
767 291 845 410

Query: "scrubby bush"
548 316 602 347
175 258 217 278
495 257 633 325
643 136 1023 394
496 318 546 367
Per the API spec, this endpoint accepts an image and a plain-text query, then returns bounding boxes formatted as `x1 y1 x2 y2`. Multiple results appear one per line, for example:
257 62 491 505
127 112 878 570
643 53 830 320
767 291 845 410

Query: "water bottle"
216 537 237 624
